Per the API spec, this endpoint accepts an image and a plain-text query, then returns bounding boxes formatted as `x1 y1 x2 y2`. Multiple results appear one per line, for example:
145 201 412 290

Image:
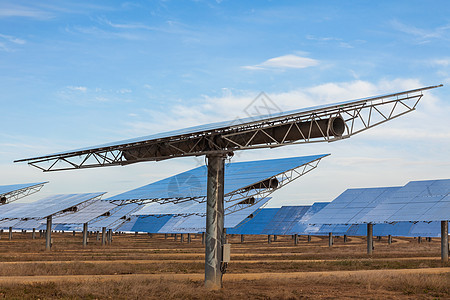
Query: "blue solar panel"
115 216 139 232
227 208 280 235
131 215 173 233
0 182 47 196
89 203 142 230
108 155 327 201
52 200 116 224
0 193 105 219
161 197 272 233
262 206 311 235
360 179 450 223
289 202 330 234
307 187 401 225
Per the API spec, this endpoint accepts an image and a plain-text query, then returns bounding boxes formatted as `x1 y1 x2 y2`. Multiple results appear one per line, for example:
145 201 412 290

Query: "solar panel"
227 208 280 235
262 206 311 235
9 219 42 230
164 197 272 233
109 155 327 201
89 203 142 230
360 179 450 223
0 193 105 219
52 200 116 224
288 202 330 234
130 215 173 233
115 215 139 232
307 187 401 225
409 222 442 237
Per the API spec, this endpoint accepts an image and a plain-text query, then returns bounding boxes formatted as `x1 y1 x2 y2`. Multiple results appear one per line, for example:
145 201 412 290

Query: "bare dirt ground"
0 231 448 299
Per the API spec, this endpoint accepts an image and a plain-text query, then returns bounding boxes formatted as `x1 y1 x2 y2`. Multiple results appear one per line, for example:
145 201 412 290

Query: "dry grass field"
0 231 448 299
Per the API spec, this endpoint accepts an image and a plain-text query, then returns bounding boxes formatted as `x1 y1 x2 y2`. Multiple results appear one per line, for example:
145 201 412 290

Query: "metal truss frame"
0 182 48 204
15 85 442 172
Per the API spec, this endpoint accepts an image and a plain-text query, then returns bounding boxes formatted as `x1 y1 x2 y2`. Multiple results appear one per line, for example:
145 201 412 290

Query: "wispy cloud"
67 86 87 92
0 33 26 51
390 20 450 43
430 58 450 67
243 54 319 70
0 4 53 19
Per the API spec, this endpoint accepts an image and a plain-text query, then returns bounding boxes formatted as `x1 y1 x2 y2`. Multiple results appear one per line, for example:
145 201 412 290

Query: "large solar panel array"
89 203 143 231
108 154 327 201
360 179 450 223
288 202 330 234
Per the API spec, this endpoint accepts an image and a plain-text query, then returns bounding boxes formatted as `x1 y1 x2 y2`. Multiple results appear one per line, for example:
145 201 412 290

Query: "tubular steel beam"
204 154 225 290
328 232 333 247
367 223 373 255
442 221 448 262
45 216 52 251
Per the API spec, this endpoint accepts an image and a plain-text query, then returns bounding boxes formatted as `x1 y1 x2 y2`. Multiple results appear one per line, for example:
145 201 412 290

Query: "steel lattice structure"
0 182 48 204
15 85 442 172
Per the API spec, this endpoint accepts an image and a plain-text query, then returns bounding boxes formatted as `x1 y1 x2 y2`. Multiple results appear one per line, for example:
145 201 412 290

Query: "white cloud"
390 20 450 43
67 86 87 92
431 58 450 67
0 33 25 45
243 54 319 70
0 5 53 19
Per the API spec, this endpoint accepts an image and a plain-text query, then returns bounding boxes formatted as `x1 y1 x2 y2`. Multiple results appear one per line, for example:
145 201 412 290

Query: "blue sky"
1 1 449 206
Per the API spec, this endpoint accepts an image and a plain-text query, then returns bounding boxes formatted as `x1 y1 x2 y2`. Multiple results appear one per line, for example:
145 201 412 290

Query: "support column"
267 235 271 244
187 233 191 244
343 235 348 243
73 230 76 237
32 228 36 240
96 231 100 241
82 223 88 247
204 154 225 290
164 233 167 240
8 227 12 240
273 235 277 242
101 227 106 246
294 234 298 245
45 216 52 251
418 236 422 244
388 235 392 245
201 232 205 245
307 235 311 243
441 220 448 262
240 234 244 243
328 232 333 247
180 233 184 243
108 229 112 244
367 223 373 255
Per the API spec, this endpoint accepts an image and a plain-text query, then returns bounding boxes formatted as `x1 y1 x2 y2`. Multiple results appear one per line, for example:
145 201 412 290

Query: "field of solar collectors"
0 231 448 299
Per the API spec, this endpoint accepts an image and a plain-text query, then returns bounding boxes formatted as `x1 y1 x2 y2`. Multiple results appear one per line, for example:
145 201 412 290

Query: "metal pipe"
307 235 311 243
108 229 112 244
267 235 271 244
441 221 448 262
388 235 392 245
45 216 52 251
32 228 36 240
367 223 373 255
187 233 191 244
82 223 88 247
343 235 347 243
240 234 244 243
8 227 12 240
204 154 225 290
328 232 333 247
294 234 298 245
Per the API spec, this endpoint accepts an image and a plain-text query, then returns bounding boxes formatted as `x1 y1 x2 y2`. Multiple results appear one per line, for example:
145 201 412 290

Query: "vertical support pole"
343 235 348 243
181 233 184 243
240 234 244 243
273 235 277 242
328 232 333 247
418 236 422 244
82 223 88 247
201 232 205 245
108 229 112 244
73 230 76 237
187 233 191 244
101 227 106 246
8 227 12 240
164 233 168 240
388 235 392 245
294 234 298 245
96 231 100 241
174 234 178 241
267 235 271 244
45 216 52 251
367 223 373 255
32 228 36 240
441 220 448 262
307 235 311 242
204 154 225 290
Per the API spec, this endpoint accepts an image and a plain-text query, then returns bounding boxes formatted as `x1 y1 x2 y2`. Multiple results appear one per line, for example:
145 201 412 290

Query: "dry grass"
0 232 447 299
